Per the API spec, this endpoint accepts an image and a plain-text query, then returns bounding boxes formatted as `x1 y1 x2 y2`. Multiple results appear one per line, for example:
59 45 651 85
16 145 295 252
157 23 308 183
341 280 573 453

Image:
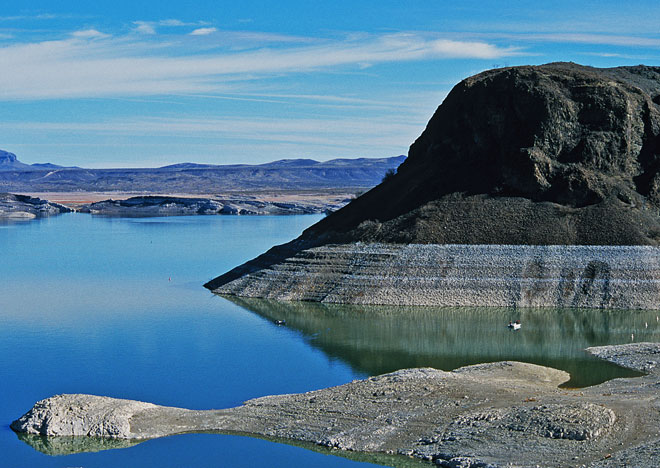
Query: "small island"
11 343 660 467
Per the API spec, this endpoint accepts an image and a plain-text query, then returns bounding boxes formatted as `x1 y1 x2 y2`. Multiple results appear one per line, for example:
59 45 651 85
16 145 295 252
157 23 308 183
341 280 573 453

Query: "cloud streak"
4 115 422 163
0 32 518 100
474 32 660 48
132 18 211 35
190 27 217 36
6 115 419 141
71 29 109 39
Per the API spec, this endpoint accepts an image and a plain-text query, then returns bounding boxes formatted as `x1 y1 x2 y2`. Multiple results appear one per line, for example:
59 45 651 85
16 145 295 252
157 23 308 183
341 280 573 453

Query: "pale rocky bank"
0 193 72 219
79 194 351 216
206 243 660 308
11 343 660 467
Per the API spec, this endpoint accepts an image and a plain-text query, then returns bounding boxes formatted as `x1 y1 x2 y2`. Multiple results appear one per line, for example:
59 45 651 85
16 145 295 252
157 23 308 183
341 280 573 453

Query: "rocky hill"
0 150 31 171
307 62 660 246
207 63 660 307
0 150 70 171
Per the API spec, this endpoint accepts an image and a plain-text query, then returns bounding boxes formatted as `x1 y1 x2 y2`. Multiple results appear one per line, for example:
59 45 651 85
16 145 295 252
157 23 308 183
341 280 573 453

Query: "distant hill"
0 153 406 192
0 150 32 171
0 150 79 171
0 150 74 172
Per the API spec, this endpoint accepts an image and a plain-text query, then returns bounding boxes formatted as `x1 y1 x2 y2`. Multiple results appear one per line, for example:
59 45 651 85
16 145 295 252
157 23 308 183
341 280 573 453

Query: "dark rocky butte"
306 62 660 246
206 62 660 297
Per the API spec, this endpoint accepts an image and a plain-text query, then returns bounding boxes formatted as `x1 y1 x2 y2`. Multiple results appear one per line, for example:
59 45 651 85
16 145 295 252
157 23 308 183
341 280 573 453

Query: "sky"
2 1 660 168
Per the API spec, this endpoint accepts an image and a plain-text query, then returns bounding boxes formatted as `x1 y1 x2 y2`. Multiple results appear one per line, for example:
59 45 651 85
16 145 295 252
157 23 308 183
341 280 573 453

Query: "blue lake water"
2 213 660 467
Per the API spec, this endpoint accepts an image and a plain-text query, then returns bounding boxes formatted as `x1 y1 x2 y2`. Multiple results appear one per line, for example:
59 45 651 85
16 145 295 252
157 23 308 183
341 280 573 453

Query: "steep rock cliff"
207 63 660 306
308 62 660 245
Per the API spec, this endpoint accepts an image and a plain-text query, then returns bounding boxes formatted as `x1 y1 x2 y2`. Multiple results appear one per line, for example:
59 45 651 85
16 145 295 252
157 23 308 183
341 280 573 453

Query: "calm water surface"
1 214 659 467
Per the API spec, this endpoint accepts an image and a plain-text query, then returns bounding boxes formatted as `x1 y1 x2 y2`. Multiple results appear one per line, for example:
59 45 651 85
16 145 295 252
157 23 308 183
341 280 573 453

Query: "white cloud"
476 32 660 48
190 27 218 36
133 21 156 35
71 29 109 39
159 19 187 27
0 13 60 22
132 19 210 35
0 32 518 100
430 39 508 59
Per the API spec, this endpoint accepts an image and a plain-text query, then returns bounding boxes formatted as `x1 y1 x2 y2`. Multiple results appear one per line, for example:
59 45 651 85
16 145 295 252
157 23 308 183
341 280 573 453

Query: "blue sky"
2 1 660 167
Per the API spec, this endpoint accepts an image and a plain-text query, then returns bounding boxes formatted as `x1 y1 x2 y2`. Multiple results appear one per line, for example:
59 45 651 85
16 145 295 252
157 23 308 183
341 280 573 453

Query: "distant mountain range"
0 150 76 171
0 150 405 192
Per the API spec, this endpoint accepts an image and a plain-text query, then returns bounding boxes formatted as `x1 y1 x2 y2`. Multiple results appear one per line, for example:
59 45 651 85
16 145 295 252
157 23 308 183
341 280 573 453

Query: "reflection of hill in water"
16 433 142 456
228 298 659 387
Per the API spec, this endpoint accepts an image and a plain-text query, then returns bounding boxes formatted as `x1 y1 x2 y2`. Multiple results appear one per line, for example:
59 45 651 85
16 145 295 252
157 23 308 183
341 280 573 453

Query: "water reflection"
17 431 428 467
16 433 143 456
227 298 656 387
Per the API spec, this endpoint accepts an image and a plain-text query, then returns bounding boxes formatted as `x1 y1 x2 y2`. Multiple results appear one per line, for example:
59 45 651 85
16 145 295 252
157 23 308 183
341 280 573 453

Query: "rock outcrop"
0 193 73 218
12 343 660 467
80 195 350 216
207 63 660 306
308 63 660 246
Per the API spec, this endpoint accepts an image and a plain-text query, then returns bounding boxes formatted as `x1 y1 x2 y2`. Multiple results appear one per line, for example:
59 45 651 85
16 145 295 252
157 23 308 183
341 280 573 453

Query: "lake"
1 213 658 467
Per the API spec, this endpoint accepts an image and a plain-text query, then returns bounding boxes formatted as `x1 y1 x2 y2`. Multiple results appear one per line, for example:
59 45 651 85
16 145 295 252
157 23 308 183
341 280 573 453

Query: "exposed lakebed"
1 214 658 467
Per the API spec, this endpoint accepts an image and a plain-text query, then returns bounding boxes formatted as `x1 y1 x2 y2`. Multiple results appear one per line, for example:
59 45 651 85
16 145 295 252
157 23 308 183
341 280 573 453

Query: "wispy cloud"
582 51 660 61
133 21 157 35
535 33 660 48
159 19 188 27
4 115 422 162
0 13 61 22
0 32 518 100
70 29 109 39
190 27 217 36
6 115 420 138
176 91 437 113
132 18 210 35
474 32 660 48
